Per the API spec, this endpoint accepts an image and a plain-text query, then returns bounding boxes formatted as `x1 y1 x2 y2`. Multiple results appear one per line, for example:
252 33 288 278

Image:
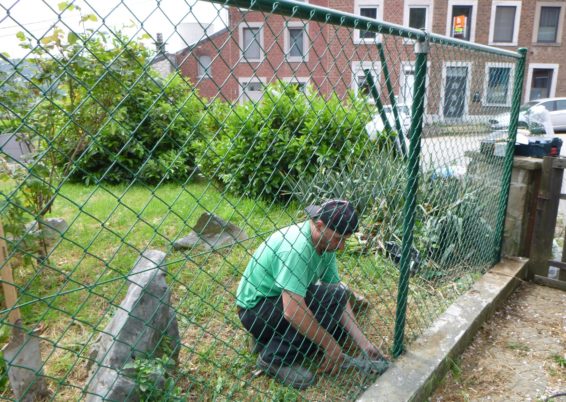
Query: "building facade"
174 0 565 119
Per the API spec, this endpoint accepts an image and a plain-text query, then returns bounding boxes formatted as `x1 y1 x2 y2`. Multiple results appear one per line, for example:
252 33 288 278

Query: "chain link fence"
1 0 525 399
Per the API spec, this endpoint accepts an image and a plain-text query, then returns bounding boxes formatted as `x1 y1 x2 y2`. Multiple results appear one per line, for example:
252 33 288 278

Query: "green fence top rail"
212 0 524 59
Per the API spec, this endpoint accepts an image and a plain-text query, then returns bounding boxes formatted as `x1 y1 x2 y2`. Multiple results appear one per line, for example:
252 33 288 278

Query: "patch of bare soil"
432 282 566 402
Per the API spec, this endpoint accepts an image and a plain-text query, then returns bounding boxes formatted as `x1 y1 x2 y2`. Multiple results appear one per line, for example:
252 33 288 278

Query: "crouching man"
236 200 385 389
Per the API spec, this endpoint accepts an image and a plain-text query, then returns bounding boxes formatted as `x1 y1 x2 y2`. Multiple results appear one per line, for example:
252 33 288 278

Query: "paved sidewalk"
431 281 566 401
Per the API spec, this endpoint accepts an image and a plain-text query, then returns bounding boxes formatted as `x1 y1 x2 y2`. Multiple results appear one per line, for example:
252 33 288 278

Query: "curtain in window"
494 6 516 42
538 7 560 43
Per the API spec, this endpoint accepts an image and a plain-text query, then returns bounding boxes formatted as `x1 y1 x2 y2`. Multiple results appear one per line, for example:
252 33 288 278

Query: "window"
283 78 309 93
556 100 566 111
526 64 558 100
537 6 561 43
409 8 427 29
403 1 433 42
239 23 263 61
360 8 377 39
489 1 521 45
446 1 477 41
285 23 308 61
484 64 513 106
531 69 554 100
351 61 381 98
451 6 471 39
197 56 212 78
354 0 384 43
239 79 264 103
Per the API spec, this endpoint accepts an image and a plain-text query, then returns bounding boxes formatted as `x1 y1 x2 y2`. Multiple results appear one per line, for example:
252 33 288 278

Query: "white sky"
0 0 228 59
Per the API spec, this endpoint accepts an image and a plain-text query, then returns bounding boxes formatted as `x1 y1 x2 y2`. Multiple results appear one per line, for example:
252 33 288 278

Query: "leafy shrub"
415 176 496 276
124 356 181 401
0 155 55 266
72 73 207 184
196 82 386 199
11 25 206 185
290 153 496 277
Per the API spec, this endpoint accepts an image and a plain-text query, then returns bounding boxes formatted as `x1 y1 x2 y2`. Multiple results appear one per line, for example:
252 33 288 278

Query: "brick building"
173 0 565 119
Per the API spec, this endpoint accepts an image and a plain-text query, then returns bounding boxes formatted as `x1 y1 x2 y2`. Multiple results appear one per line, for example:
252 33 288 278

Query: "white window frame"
351 61 382 99
284 22 309 62
238 77 266 103
441 61 472 118
354 0 384 44
403 0 433 33
239 22 264 62
532 2 565 45
445 0 478 42
197 55 212 79
488 1 522 46
525 63 559 101
483 63 515 106
282 77 310 93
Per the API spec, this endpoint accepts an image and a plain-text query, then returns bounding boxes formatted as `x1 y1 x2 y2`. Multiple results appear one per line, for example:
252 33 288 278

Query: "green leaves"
80 14 97 23
199 81 374 199
67 32 78 45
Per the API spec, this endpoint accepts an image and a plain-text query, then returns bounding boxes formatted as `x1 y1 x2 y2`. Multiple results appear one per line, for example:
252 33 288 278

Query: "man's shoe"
256 356 315 389
247 336 265 354
341 353 389 375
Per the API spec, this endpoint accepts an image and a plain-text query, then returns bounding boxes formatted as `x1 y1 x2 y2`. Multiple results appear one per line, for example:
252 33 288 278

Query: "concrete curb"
358 257 528 402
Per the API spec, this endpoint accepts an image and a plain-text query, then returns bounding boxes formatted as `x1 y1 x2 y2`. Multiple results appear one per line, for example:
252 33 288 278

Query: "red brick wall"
176 0 566 108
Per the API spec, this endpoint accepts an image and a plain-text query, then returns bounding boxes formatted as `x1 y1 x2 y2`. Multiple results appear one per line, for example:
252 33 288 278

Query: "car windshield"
519 101 540 112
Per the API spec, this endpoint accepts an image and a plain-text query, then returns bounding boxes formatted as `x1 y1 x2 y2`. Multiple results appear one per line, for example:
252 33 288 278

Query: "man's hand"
360 341 387 361
318 340 344 375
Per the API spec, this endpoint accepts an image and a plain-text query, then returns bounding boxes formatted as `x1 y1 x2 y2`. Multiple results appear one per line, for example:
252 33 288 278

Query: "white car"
488 97 566 132
365 104 412 141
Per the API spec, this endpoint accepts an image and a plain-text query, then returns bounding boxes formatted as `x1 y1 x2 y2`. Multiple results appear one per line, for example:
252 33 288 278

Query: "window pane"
242 82 263 102
198 56 212 77
537 7 560 43
360 7 377 39
542 101 557 111
487 67 510 104
556 100 566 111
243 28 260 59
409 7 427 30
530 69 553 100
451 5 472 40
289 28 304 57
494 6 516 42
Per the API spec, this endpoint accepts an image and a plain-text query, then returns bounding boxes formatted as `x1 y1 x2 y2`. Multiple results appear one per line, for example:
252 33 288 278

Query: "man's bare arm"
281 290 343 373
340 301 385 360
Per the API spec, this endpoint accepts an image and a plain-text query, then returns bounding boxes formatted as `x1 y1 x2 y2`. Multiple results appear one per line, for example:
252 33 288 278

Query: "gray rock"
25 217 68 242
173 212 248 251
85 250 180 402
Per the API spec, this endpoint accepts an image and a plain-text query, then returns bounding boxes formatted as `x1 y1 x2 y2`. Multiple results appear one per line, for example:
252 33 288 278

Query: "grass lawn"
0 181 477 400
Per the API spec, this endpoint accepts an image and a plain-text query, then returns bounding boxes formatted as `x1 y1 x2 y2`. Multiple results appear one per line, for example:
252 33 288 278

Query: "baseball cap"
305 199 359 236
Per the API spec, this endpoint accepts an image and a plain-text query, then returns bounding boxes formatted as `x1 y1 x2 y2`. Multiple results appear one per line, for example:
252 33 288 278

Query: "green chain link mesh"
0 0 524 399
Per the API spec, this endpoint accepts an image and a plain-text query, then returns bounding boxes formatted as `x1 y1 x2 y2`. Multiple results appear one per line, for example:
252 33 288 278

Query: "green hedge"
196 82 382 199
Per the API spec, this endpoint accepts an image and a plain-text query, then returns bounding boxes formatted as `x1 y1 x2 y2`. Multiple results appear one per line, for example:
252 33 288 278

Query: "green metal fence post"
392 35 429 358
364 70 394 134
377 43 407 157
493 47 528 262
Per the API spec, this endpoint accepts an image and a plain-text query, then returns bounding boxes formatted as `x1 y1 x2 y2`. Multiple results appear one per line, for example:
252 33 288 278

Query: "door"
444 66 468 118
400 65 415 106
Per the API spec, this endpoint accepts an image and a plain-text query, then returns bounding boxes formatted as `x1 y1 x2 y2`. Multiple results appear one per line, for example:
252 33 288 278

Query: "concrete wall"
502 156 543 257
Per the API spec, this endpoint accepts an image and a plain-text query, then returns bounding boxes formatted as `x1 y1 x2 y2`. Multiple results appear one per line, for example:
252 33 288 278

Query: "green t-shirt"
236 221 340 309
